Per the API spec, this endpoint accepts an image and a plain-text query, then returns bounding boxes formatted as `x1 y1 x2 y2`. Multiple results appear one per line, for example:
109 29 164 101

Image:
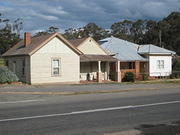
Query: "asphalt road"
0 87 180 135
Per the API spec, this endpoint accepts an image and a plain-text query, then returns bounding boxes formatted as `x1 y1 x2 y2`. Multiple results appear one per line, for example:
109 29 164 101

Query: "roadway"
0 85 180 135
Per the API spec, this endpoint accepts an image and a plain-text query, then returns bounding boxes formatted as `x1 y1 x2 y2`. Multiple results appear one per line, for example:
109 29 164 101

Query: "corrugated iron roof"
138 44 176 54
99 37 147 62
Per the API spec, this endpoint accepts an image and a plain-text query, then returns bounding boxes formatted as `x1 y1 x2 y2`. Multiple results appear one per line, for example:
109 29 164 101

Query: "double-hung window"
52 59 60 76
157 60 164 69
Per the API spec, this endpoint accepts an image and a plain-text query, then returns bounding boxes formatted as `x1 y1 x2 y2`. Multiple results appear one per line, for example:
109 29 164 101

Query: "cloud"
0 6 13 13
0 0 179 34
30 11 59 21
45 6 69 15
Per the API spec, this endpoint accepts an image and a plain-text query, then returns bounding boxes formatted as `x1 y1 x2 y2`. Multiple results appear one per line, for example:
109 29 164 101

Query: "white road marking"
0 99 44 104
0 100 179 122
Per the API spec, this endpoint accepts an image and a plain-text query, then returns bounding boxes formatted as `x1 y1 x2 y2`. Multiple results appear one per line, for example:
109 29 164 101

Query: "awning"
80 54 117 62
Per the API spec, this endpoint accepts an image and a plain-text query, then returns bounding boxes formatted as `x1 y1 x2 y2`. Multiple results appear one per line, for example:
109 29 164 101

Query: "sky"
0 0 179 34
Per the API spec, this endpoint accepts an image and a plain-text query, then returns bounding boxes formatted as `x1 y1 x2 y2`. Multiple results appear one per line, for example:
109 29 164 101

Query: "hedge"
0 66 19 84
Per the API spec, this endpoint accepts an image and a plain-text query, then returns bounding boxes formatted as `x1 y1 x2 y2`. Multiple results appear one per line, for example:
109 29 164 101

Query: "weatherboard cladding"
99 37 148 62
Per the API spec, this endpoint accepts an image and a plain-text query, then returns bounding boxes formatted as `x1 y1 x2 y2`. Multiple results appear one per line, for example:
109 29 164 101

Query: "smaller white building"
99 37 176 78
138 44 176 77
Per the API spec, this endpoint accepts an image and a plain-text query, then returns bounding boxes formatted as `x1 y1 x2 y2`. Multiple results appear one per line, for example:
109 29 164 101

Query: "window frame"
22 59 25 76
157 60 164 70
51 58 61 77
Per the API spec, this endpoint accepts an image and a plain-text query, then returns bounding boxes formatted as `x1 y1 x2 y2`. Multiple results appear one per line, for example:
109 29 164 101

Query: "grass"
1 84 180 96
74 79 180 86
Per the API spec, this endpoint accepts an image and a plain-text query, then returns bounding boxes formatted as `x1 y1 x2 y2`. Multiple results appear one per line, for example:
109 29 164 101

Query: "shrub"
171 72 180 79
123 72 135 82
173 59 180 71
142 74 149 81
0 66 19 84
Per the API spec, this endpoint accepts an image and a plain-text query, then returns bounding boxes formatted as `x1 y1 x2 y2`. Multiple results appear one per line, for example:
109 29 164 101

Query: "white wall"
30 37 80 84
149 55 172 76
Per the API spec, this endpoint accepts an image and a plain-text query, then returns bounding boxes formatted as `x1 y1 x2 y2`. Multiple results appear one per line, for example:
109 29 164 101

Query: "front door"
109 62 116 81
13 61 16 73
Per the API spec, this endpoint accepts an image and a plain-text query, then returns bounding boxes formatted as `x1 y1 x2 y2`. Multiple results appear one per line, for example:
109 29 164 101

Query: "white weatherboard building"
138 44 176 77
99 37 176 78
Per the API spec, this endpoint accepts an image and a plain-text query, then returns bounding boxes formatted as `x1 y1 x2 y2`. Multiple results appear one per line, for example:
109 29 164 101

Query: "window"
157 60 164 69
121 62 135 69
52 59 60 76
22 59 25 75
128 62 135 69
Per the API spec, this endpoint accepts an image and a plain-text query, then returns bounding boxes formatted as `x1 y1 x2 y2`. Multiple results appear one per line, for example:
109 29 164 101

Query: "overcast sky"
0 0 179 34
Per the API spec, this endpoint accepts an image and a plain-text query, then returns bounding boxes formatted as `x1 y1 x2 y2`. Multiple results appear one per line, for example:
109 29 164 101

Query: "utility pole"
159 30 163 48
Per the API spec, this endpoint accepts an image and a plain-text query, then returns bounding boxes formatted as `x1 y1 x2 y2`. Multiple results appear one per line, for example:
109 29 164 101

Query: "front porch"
80 55 121 82
120 61 148 80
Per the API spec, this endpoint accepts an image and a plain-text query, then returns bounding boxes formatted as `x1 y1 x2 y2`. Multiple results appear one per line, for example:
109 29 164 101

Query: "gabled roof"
3 33 82 57
138 44 176 55
69 37 109 55
99 37 147 62
68 38 87 47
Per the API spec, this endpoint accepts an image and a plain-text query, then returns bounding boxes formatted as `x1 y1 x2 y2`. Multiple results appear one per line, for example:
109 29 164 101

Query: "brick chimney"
24 32 31 47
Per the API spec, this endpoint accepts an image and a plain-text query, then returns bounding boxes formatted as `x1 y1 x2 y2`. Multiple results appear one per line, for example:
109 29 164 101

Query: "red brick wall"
135 61 140 79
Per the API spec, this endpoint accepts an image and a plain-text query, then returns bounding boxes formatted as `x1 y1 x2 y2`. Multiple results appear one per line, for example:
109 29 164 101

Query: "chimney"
24 32 31 47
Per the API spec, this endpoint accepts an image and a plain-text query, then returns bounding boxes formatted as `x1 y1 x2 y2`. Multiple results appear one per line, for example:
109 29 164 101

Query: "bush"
142 74 149 81
0 66 19 84
170 72 180 79
173 59 180 71
123 72 135 82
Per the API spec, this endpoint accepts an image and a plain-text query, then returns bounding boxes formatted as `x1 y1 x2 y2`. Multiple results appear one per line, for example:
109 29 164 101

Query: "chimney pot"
24 32 31 47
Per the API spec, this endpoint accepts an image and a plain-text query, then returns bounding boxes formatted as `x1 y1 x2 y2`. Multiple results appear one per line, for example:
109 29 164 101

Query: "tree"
111 20 134 41
34 26 59 37
130 20 147 44
47 26 59 33
0 13 21 55
13 18 23 37
141 20 159 45
33 31 48 37
63 23 109 41
110 11 180 55
161 12 180 54
63 28 79 39
111 20 147 43
142 12 180 54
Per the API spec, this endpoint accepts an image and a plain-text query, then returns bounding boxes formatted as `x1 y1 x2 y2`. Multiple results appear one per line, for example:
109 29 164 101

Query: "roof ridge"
2 32 82 57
